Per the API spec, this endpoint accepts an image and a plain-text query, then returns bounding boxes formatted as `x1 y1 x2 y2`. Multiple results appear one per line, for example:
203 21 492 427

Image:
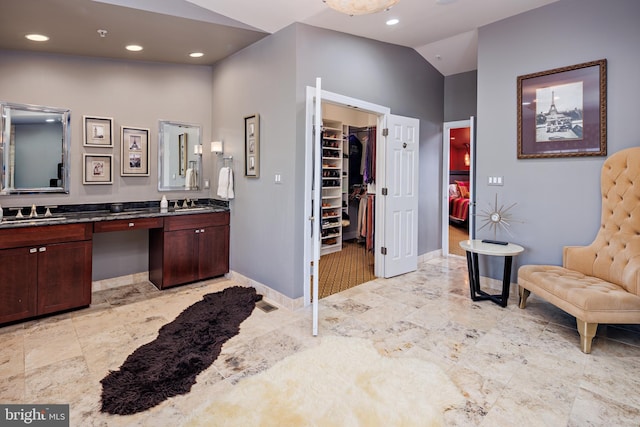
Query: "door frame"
442 119 472 255
303 87 390 308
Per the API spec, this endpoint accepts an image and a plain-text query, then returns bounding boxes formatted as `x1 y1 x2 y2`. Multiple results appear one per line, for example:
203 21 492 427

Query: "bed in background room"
449 180 470 227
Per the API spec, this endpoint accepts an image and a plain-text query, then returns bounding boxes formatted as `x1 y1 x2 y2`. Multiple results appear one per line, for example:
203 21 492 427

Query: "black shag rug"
100 286 261 415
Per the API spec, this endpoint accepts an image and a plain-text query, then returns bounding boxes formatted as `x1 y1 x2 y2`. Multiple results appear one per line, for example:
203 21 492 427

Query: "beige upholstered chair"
518 147 640 353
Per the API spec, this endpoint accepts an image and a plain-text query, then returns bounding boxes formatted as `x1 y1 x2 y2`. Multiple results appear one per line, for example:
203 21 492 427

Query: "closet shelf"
320 118 344 256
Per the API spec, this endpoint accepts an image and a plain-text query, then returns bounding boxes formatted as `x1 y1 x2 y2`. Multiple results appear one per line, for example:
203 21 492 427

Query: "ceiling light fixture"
126 44 143 52
323 0 399 15
386 18 399 26
189 52 204 58
25 34 49 42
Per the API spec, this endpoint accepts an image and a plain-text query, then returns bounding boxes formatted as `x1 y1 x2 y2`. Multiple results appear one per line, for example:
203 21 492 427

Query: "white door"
304 79 322 335
468 116 477 239
381 114 419 278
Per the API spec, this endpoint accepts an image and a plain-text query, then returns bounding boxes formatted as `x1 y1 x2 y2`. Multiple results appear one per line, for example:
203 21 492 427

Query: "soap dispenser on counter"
160 195 168 212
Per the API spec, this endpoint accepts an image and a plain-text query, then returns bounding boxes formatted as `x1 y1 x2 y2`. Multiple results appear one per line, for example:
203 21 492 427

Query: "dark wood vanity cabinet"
0 223 92 324
149 212 229 289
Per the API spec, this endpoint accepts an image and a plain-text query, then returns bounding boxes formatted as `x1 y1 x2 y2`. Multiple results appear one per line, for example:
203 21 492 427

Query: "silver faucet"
44 205 57 217
10 207 24 219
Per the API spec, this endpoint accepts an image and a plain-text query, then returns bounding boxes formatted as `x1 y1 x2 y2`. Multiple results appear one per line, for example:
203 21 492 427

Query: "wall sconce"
193 144 203 155
211 140 224 155
464 144 470 167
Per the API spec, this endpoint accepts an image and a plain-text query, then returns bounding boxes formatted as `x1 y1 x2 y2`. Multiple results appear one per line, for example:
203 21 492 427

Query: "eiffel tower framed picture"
517 59 607 159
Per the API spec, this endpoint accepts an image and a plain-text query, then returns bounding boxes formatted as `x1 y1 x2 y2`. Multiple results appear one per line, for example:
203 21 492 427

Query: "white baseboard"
226 270 304 311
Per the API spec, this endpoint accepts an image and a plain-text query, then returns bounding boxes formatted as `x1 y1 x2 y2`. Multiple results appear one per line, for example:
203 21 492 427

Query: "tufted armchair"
518 147 640 353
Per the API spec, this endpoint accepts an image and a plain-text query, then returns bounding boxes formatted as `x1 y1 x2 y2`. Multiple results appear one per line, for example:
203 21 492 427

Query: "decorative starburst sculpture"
477 194 522 239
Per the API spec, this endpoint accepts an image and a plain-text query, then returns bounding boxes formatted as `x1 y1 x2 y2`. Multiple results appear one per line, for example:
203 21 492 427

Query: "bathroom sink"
108 210 155 216
2 216 67 224
175 207 209 212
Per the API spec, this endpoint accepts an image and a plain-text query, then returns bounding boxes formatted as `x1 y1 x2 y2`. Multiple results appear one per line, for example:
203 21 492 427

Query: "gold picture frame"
517 59 607 159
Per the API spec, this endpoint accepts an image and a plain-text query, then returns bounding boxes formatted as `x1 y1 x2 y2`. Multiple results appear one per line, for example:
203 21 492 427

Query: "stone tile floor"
1 256 639 426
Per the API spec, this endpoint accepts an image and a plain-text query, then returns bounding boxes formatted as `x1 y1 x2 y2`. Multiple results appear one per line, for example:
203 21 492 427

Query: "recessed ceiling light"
189 52 204 58
386 18 399 26
126 44 143 52
25 34 49 42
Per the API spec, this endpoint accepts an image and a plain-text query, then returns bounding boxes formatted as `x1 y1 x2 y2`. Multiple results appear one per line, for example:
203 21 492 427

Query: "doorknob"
403 142 407 148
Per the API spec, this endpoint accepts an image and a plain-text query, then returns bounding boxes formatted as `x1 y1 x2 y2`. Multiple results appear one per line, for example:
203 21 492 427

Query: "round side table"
459 239 524 307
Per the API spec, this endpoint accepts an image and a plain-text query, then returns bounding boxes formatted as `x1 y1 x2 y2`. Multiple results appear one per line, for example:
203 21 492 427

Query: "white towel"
185 168 197 190
217 166 235 199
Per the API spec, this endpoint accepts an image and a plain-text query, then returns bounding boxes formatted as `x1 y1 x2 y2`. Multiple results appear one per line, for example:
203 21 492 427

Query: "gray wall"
476 0 640 278
0 51 213 280
444 70 477 122
210 25 298 298
211 23 444 299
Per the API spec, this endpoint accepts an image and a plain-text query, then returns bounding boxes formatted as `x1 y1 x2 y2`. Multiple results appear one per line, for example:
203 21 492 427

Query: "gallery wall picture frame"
83 115 114 147
244 113 260 178
83 154 113 185
121 126 150 176
517 59 607 159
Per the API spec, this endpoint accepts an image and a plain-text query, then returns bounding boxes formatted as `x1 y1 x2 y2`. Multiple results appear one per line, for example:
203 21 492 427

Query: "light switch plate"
488 176 504 186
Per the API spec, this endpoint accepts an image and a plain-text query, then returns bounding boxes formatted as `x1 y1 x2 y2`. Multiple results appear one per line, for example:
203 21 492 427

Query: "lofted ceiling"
0 0 560 76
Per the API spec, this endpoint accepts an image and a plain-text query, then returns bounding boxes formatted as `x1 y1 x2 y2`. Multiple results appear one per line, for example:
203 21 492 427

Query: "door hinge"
382 128 389 137
381 247 387 255
381 188 388 196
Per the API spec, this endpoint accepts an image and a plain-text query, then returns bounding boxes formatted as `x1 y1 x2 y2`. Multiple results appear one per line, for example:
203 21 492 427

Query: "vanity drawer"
94 217 163 233
164 212 229 231
0 223 92 250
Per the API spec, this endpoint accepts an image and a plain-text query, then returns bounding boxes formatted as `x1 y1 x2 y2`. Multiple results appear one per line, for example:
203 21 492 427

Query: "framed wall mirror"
158 120 201 191
0 102 70 195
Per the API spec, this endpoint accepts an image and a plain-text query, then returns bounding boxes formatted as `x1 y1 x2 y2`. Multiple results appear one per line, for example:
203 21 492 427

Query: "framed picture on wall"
83 154 113 184
83 116 114 147
517 59 607 159
244 113 260 178
121 126 150 176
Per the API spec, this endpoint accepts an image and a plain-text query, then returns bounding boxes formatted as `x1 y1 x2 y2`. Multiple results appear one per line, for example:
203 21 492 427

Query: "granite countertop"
0 199 229 229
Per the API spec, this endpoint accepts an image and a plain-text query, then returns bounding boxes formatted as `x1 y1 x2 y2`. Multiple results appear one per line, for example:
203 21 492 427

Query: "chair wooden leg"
576 319 597 354
518 286 530 309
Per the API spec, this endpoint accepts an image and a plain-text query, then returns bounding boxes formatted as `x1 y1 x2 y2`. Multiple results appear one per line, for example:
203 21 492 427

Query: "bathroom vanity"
149 212 229 289
0 206 229 324
0 223 92 324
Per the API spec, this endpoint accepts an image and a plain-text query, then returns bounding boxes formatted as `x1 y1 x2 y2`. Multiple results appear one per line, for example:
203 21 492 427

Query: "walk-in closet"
319 103 379 298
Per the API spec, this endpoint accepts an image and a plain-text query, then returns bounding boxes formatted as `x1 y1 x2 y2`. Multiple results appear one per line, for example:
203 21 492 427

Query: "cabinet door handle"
39 247 46 252
29 248 37 254
129 222 135 227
